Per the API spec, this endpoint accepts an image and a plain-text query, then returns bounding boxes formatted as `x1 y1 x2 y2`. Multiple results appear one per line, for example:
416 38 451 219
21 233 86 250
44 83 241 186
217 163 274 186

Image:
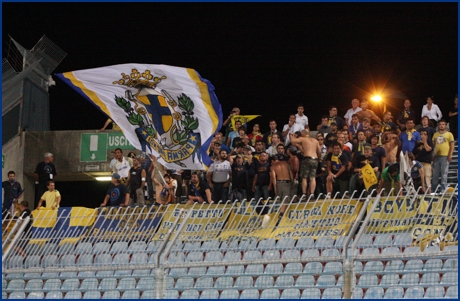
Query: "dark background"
3 3 458 207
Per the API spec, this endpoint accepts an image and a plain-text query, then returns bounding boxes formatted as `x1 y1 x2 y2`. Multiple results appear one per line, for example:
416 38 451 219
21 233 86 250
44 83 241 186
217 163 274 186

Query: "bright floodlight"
371 95 382 102
95 177 112 181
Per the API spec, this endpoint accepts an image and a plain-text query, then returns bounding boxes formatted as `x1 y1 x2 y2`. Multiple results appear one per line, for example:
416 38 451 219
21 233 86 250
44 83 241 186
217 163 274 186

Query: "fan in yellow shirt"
37 180 61 210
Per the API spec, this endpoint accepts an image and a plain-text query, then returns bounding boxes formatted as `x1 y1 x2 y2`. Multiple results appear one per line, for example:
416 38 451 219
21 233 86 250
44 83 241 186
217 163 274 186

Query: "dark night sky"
2 2 458 132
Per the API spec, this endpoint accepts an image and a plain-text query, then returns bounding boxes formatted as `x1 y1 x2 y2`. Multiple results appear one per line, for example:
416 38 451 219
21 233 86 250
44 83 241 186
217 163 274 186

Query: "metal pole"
2 216 30 262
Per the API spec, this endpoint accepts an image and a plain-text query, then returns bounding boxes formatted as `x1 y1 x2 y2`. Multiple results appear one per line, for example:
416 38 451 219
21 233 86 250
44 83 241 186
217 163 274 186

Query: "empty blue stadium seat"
384 287 404 299
322 248 341 257
322 287 342 299
404 259 423 271
45 291 63 300
421 272 440 285
443 258 458 271
380 274 400 286
275 275 294 287
240 288 259 299
446 285 458 299
385 260 404 272
424 286 445 298
382 247 401 255
356 234 374 248
92 241 111 254
164 290 179 299
275 237 295 250
80 279 99 290
225 265 244 275
315 237 335 249
234 276 254 288
364 287 384 299
257 238 277 250
195 277 214 290
244 250 262 260
352 288 363 299
358 274 378 287
220 289 239 299
25 279 43 290
362 247 380 256
62 279 80 291
363 261 384 272
168 251 186 263
260 288 280 299
400 273 420 285
255 275 274 288
265 263 283 274
9 292 26 299
281 288 300 299
199 289 219 299
284 262 303 275
317 275 337 287
295 275 315 287
323 262 342 274
27 292 44 299
301 288 321 299
304 262 323 274
263 250 281 260
204 251 222 262
373 233 393 247
83 291 100 299
136 277 155 290
181 289 199 299
43 279 61 290
207 265 225 276
282 249 300 259
223 250 241 261
214 276 234 289
441 272 458 285
118 278 136 290
245 264 264 275
188 266 207 276
64 291 82 299
404 286 424 299
122 290 140 299
393 233 412 247
302 248 320 258
296 237 315 250
102 291 120 299
183 241 202 252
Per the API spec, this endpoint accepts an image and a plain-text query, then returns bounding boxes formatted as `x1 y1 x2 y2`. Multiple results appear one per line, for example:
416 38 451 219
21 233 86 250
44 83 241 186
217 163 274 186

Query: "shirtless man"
382 130 399 166
356 99 381 123
286 146 300 199
152 173 175 205
289 132 322 198
270 155 293 215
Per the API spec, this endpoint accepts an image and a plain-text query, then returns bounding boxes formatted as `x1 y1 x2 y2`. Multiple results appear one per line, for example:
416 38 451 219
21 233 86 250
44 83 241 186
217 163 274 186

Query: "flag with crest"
57 64 223 169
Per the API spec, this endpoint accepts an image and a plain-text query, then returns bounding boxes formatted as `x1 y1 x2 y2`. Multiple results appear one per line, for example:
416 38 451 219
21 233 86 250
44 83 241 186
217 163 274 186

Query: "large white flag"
57 64 223 169
399 151 415 194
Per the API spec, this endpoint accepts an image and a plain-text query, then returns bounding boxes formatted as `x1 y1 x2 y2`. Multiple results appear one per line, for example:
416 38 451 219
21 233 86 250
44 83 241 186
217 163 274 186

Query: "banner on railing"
88 206 164 241
366 196 419 233
218 201 280 241
30 207 98 245
366 194 458 238
271 200 363 240
153 204 230 241
411 195 458 239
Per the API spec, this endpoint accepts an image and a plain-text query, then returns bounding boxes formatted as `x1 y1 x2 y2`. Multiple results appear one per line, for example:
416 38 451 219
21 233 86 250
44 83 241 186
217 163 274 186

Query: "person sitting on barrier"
153 173 175 205
378 164 402 196
187 172 213 204
37 180 61 210
100 174 129 207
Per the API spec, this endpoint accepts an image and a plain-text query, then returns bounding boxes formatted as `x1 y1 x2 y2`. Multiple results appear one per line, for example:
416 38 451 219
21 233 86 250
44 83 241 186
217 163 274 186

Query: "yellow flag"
361 163 378 190
231 115 260 130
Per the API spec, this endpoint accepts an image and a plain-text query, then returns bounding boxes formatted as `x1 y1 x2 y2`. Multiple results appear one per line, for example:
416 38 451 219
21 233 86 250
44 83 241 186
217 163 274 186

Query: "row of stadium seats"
22 233 452 256
5 272 458 292
4 285 458 299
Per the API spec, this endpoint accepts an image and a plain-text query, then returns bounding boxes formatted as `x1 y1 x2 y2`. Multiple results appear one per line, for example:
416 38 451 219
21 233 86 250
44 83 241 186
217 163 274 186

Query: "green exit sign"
80 133 108 162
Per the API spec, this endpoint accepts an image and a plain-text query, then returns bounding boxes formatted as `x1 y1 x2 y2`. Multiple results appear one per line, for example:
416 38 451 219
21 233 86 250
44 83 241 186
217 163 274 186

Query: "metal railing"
2 185 458 299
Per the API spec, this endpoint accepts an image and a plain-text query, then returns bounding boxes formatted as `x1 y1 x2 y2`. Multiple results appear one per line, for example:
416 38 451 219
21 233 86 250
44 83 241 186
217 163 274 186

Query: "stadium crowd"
96 96 458 208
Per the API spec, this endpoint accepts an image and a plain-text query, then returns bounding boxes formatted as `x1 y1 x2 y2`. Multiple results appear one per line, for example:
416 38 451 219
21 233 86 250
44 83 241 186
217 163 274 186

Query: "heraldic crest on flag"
57 64 223 169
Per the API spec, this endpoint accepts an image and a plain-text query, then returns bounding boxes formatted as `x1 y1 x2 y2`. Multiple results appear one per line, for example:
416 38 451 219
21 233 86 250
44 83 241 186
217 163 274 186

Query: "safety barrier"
2 185 458 299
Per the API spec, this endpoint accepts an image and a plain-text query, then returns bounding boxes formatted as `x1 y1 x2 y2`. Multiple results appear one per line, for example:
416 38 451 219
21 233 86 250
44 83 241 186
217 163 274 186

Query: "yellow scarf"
406 129 416 141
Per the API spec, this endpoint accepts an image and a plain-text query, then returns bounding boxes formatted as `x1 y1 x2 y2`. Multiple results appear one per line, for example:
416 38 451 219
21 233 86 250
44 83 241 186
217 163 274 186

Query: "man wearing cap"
324 122 339 147
207 149 232 203
37 180 61 210
34 152 57 208
101 174 129 207
349 144 380 195
127 156 146 206
112 148 133 184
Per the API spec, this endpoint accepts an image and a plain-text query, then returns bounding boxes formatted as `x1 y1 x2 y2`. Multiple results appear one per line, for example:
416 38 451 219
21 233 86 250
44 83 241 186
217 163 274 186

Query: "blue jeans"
212 182 229 203
432 156 449 192
254 185 269 202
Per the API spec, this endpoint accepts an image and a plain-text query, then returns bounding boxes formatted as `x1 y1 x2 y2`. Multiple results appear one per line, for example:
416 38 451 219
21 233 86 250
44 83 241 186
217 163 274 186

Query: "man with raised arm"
289 132 322 198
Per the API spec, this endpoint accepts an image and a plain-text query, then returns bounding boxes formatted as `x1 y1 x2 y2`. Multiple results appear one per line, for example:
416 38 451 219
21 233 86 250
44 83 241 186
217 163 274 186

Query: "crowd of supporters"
28 96 456 209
